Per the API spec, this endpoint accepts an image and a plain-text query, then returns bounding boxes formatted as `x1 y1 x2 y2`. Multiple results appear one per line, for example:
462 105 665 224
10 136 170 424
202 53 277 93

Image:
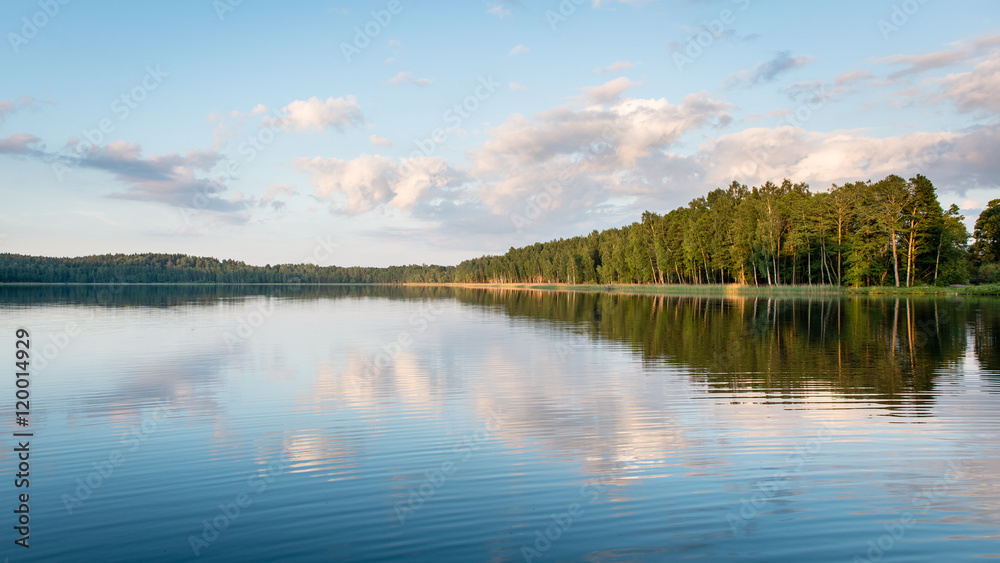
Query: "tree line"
455 175 998 287
0 253 453 284
2 175 998 287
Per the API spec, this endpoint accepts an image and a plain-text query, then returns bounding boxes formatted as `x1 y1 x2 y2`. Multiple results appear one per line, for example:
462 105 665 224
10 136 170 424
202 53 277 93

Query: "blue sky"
1 0 997 266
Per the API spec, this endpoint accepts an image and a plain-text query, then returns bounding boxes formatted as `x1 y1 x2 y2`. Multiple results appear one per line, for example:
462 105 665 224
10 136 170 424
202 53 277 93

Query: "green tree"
972 199 1000 265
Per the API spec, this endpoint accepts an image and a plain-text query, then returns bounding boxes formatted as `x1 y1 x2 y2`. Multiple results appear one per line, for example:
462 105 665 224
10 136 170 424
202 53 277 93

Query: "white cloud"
0 96 42 122
582 77 641 104
260 184 296 210
508 44 529 56
592 61 634 74
461 86 1000 235
387 71 432 87
933 55 1000 114
487 3 511 17
0 133 44 155
369 134 393 146
875 33 1000 82
295 154 462 213
509 82 528 91
272 96 365 133
472 92 733 216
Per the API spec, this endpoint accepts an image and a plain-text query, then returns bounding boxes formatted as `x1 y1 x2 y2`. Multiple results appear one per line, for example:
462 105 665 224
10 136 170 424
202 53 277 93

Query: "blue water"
1 287 998 561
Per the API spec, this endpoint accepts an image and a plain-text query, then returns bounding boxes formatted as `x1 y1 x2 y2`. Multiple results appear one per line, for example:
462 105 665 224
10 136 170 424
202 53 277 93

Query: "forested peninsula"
3 175 999 288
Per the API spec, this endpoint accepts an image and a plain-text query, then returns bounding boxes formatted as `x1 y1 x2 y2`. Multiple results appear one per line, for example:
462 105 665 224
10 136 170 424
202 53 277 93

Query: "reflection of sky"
0 292 998 561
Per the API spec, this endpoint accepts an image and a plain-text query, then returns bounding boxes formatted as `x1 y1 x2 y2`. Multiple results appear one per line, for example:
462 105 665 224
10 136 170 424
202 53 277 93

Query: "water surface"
1 286 998 561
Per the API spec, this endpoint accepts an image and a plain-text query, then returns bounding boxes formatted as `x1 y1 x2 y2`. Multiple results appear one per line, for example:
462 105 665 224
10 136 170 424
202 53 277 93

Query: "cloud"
872 34 1000 116
260 184 296 210
69 142 245 214
724 51 813 89
369 134 393 146
460 85 1000 237
207 97 363 148
0 96 42 123
783 71 873 105
875 33 1000 81
0 134 246 215
295 154 462 213
0 133 45 156
487 2 512 17
509 82 528 91
472 91 732 218
879 50 969 81
271 96 365 133
582 77 641 104
508 44 529 56
645 123 1000 206
387 71 432 87
933 55 1000 114
207 109 252 149
593 61 635 74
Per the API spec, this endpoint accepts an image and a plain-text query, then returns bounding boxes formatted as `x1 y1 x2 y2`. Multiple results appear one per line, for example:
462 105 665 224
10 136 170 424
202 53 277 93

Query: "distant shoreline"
3 281 999 296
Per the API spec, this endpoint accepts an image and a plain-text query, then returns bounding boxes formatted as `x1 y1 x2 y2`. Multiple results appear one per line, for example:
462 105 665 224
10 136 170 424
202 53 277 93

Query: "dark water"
1 285 998 562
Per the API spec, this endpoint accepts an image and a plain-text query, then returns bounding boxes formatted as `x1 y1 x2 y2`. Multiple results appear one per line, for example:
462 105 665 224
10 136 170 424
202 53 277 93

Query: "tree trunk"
890 230 900 287
934 240 942 282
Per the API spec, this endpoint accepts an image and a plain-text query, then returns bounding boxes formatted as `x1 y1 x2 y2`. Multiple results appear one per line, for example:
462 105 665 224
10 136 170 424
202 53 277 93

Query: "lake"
1 285 998 562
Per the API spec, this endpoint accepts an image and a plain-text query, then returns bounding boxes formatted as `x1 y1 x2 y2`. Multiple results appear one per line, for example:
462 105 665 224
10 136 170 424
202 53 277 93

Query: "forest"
455 175 999 287
2 175 998 287
0 253 453 284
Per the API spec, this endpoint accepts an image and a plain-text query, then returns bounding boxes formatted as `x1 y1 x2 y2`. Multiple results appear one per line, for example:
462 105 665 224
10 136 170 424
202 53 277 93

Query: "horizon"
2 1 998 268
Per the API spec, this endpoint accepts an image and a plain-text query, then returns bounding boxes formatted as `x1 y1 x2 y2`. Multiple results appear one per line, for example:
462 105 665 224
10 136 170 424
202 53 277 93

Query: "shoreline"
413 283 1000 297
4 282 998 296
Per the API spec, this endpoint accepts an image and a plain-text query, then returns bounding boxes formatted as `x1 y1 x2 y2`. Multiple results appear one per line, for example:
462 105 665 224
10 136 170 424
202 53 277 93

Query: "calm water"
1 286 998 562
